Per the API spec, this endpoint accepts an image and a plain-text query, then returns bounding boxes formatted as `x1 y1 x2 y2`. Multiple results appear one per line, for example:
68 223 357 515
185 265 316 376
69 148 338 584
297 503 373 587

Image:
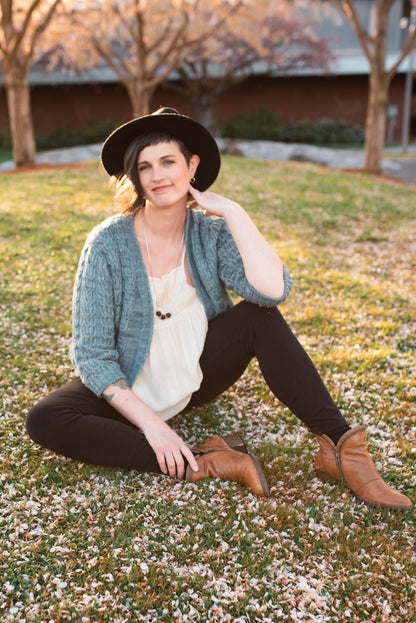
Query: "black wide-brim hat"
101 107 221 191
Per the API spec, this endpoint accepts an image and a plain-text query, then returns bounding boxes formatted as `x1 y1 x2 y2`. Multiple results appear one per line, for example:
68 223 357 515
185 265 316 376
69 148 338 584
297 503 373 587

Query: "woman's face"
137 140 199 209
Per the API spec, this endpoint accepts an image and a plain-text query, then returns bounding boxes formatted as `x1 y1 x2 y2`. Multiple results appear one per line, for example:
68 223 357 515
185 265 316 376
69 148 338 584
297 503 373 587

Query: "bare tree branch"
8 0 43 57
92 37 132 80
149 21 189 76
387 27 416 81
147 15 185 56
28 0 62 60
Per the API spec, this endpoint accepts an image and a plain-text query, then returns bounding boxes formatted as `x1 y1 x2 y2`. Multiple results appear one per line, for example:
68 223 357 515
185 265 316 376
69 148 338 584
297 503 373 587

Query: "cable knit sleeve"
70 237 126 397
215 218 293 306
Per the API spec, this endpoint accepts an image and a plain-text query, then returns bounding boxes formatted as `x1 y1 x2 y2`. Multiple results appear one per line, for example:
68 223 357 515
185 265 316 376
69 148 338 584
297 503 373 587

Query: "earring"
190 176 196 184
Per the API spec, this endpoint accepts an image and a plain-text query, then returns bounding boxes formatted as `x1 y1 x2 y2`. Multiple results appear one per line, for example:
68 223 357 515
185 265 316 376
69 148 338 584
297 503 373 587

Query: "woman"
26 107 411 509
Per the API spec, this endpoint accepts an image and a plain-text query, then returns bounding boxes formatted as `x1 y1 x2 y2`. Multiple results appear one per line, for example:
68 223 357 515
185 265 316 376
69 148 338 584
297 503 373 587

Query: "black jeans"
26 302 348 474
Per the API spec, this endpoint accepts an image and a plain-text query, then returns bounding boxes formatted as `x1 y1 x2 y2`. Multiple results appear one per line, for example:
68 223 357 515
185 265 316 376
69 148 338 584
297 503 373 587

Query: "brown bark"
125 79 153 117
0 0 62 167
362 1 389 174
364 71 388 173
330 0 416 175
191 97 218 136
4 63 36 167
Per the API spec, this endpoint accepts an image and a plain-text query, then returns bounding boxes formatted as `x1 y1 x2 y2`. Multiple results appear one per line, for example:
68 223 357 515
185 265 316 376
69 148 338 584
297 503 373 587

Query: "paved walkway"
217 139 416 184
1 140 415 183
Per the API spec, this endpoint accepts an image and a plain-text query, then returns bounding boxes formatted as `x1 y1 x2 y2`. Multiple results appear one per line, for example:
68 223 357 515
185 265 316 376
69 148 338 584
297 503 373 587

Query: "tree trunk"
5 67 36 167
191 94 218 136
364 70 388 174
124 79 153 118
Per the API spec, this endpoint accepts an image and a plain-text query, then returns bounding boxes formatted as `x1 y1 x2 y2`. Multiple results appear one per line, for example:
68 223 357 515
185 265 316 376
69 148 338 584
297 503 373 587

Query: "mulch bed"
1 162 90 175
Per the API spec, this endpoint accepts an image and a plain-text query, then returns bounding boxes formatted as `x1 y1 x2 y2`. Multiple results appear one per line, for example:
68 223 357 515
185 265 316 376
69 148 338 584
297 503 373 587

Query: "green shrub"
220 110 365 144
36 120 121 150
221 109 282 141
0 120 121 158
0 127 12 150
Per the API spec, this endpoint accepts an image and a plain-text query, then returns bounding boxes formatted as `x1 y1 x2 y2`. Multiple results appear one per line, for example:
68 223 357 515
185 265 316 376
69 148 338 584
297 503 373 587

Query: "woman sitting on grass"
26 107 412 510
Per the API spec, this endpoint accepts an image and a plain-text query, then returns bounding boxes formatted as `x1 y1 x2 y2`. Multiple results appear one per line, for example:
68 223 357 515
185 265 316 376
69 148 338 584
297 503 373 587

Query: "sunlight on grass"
1 159 415 622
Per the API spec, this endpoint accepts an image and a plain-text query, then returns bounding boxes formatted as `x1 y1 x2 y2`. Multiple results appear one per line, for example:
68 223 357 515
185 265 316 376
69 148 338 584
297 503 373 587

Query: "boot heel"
222 433 247 454
248 453 270 496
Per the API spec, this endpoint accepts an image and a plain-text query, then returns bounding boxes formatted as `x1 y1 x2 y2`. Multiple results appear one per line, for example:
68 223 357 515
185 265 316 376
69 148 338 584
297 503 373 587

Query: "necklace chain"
143 222 184 320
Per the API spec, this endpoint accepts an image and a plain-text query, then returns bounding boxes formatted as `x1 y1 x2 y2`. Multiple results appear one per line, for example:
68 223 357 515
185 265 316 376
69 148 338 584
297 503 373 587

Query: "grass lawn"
0 158 415 622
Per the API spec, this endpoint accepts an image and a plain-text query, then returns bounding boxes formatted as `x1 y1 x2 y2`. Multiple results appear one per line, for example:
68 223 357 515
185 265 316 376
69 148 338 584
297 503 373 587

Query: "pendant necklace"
143 222 184 320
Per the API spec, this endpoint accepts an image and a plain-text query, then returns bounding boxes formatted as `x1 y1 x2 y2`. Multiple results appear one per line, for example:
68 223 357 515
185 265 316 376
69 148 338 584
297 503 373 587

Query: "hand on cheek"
188 186 241 218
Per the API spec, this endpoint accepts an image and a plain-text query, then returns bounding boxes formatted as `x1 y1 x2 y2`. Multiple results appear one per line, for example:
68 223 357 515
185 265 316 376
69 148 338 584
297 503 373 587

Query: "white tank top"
132 252 208 420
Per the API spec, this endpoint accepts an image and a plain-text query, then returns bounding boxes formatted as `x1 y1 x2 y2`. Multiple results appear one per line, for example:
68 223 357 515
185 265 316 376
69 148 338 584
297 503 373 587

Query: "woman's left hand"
188 186 241 219
189 182 286 300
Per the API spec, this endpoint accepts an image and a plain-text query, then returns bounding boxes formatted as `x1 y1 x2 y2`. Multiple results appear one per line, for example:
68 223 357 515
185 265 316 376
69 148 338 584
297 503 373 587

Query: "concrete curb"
1 140 415 182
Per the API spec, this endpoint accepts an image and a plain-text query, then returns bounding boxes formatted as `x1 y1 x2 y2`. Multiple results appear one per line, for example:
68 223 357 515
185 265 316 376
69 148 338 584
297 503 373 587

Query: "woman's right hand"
143 418 199 479
102 380 199 480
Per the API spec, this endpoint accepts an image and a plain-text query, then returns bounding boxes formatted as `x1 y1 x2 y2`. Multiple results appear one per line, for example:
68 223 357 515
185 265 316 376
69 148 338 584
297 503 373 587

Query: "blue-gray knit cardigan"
70 209 293 397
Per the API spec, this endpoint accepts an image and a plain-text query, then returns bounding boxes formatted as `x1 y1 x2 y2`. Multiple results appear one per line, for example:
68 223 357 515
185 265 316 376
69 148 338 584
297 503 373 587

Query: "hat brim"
100 113 221 192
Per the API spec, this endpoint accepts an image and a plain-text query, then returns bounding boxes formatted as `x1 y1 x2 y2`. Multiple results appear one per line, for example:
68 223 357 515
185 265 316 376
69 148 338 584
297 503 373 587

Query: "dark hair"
113 132 193 215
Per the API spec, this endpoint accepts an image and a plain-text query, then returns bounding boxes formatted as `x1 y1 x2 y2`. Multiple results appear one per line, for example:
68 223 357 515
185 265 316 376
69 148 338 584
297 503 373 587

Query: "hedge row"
220 110 365 144
0 110 365 151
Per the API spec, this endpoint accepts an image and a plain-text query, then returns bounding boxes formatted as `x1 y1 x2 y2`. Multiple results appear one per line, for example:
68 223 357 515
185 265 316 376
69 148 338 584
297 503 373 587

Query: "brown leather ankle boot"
315 426 412 510
186 437 269 496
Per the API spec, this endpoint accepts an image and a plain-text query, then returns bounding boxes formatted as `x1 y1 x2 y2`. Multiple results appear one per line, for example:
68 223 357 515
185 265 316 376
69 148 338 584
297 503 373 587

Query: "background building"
0 0 414 144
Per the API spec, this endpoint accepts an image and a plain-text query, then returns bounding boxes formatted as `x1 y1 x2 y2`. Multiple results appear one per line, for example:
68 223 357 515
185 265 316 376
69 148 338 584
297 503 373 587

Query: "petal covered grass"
0 159 415 623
